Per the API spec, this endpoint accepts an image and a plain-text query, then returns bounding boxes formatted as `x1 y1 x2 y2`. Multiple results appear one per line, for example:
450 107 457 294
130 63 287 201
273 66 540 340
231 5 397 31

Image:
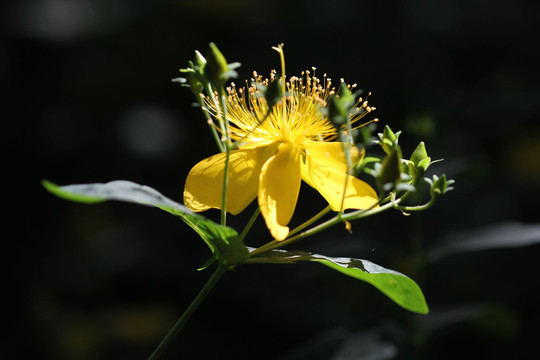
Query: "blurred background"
4 0 540 359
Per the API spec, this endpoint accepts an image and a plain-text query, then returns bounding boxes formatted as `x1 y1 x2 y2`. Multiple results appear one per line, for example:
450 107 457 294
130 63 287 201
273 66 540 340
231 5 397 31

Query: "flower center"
203 69 376 151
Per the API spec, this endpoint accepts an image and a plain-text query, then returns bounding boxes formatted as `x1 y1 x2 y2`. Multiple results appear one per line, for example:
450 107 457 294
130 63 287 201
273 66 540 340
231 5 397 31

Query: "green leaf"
43 180 249 266
249 248 428 314
43 179 107 204
313 256 428 314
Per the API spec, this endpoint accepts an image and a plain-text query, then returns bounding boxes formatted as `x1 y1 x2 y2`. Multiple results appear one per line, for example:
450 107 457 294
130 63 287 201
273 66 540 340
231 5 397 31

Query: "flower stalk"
147 265 226 360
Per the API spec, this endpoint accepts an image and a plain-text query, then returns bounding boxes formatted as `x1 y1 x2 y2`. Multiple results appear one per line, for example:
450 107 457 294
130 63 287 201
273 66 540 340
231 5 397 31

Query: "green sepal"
42 180 249 267
249 248 429 314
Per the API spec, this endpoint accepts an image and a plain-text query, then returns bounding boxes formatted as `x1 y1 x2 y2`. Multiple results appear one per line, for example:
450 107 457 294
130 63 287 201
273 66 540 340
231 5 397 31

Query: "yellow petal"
184 145 275 214
258 142 301 240
304 140 364 173
301 150 378 212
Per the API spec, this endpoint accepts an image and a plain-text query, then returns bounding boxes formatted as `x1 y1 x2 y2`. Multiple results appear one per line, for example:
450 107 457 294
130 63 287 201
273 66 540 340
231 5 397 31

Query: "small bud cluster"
324 81 379 152
363 124 454 206
173 42 241 97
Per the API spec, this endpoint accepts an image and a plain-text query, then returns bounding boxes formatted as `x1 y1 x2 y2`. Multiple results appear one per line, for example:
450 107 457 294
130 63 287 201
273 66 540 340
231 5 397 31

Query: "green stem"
338 122 354 214
204 84 231 226
203 83 230 226
395 195 437 212
221 148 231 226
147 266 226 360
342 190 409 221
204 83 226 140
288 206 331 237
196 96 225 152
217 90 232 226
239 207 260 242
218 91 231 147
250 193 403 258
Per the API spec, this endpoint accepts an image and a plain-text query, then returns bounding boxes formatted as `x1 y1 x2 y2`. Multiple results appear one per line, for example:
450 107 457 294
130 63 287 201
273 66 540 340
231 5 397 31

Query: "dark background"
4 0 540 359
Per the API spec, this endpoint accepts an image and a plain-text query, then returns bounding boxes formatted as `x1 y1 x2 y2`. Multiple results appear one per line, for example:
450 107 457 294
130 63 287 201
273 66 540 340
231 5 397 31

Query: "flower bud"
205 42 229 87
425 174 455 198
175 51 208 96
408 141 431 181
264 79 284 109
337 83 355 109
327 82 358 128
327 95 348 127
377 146 403 192
185 69 204 95
378 125 401 155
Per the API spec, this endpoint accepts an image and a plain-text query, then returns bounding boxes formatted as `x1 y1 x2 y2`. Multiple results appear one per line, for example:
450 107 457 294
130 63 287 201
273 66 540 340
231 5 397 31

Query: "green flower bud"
377 146 403 192
328 95 348 127
378 125 401 155
425 174 455 198
337 82 355 109
205 42 230 88
408 141 431 181
327 82 359 128
264 79 284 109
179 69 203 95
383 125 397 142
175 51 209 96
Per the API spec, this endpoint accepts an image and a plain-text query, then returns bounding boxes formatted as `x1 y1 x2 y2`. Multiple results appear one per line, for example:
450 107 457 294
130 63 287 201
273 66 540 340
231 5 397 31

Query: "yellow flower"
184 70 378 240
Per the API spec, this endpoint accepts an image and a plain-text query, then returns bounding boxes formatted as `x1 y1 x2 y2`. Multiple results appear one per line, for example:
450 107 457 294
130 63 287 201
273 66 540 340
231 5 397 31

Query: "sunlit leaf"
313 256 428 314
43 180 249 265
249 248 428 314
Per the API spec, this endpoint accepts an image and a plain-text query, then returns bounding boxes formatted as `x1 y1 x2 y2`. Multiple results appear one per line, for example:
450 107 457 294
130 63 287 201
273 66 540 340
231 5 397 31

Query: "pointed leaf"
43 180 249 265
249 248 428 314
312 255 428 314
